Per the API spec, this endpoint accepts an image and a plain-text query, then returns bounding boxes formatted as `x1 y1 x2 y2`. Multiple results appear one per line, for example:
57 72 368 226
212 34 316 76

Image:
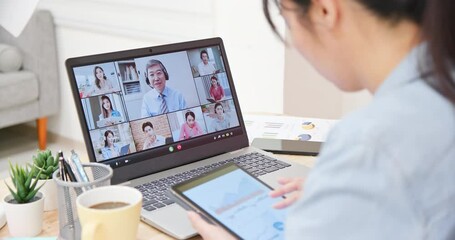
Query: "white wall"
38 0 285 142
38 0 372 143
283 31 372 119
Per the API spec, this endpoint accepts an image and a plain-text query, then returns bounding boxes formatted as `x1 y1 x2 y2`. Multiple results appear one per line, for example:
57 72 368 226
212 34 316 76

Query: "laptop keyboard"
135 152 291 212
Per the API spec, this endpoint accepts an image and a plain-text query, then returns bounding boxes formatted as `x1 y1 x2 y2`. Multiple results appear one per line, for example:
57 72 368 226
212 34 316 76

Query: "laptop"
65 37 310 239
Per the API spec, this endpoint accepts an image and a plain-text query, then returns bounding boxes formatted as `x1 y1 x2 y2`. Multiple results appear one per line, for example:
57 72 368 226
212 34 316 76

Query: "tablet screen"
173 163 286 239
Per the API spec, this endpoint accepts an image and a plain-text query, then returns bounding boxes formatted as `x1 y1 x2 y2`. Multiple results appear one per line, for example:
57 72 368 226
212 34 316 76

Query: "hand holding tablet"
170 163 287 240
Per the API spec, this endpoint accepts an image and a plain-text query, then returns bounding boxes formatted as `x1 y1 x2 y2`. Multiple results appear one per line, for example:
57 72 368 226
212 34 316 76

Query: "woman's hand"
187 177 304 239
269 177 304 209
187 211 236 240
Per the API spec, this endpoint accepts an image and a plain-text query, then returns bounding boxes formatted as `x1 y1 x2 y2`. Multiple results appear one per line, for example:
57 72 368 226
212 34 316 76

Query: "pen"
69 150 89 183
63 158 77 182
58 155 66 182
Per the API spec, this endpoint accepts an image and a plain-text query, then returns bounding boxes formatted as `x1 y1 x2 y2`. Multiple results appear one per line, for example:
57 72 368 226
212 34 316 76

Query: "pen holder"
53 163 113 240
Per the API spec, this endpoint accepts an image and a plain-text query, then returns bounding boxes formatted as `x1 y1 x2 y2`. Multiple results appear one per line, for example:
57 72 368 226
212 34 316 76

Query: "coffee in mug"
89 202 129 210
76 186 142 240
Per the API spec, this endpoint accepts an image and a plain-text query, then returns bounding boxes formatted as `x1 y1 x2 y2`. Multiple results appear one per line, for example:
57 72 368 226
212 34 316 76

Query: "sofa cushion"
0 71 38 110
0 44 23 72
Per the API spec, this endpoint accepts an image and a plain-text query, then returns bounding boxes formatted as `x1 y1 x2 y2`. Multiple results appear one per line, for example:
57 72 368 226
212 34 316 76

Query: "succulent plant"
5 162 44 204
30 149 59 180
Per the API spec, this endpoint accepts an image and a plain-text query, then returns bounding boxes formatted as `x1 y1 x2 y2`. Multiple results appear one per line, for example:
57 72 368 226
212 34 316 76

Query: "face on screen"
147 64 166 93
73 46 239 163
95 67 104 81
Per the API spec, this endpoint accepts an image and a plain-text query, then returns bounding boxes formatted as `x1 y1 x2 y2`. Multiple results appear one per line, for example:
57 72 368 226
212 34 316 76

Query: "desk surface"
0 154 315 239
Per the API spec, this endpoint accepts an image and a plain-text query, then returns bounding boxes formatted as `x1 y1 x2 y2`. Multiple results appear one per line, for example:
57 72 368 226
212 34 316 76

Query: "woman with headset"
189 0 455 239
101 130 120 160
210 102 231 132
209 75 225 102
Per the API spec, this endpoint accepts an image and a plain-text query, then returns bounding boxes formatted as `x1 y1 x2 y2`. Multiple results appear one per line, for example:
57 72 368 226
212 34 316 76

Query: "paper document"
243 114 338 143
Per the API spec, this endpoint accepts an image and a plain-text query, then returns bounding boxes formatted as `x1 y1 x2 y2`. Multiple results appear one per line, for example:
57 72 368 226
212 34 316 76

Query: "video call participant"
85 66 116 97
98 95 121 127
179 110 205 140
101 130 120 160
189 0 455 239
209 75 225 102
141 59 187 117
198 50 219 76
142 121 166 150
210 103 230 132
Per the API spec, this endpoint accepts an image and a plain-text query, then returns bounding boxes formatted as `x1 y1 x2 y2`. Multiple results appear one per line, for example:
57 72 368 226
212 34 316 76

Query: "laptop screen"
66 38 249 183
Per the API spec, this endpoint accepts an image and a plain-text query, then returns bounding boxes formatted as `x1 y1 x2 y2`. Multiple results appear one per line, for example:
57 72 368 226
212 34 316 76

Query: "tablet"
120 144 130 156
170 163 286 239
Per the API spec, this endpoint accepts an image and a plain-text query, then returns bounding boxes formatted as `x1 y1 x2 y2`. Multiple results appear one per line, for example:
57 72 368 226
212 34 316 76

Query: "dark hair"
200 50 209 59
100 95 114 118
93 66 107 89
185 111 196 121
142 121 154 132
263 0 455 104
210 75 220 87
104 130 114 147
214 103 224 113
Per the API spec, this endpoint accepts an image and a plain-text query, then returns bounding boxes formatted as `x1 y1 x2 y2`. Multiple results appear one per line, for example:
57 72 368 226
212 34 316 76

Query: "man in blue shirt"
141 59 186 117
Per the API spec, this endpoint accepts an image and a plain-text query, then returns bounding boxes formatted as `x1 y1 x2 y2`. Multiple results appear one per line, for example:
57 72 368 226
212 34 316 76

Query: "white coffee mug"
76 185 142 240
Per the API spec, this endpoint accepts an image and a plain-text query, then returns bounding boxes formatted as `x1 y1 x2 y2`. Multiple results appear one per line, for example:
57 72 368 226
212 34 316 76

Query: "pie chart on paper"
302 121 315 130
298 134 312 141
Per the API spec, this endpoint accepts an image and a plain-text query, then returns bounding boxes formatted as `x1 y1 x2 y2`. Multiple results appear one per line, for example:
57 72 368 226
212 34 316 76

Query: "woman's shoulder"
325 93 455 168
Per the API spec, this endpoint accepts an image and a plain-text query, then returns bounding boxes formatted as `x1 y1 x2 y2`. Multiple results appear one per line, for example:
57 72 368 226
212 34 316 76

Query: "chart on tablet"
184 169 285 240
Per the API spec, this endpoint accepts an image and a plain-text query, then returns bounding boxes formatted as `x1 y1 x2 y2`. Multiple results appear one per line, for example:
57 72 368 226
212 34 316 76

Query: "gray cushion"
0 44 23 72
0 71 38 110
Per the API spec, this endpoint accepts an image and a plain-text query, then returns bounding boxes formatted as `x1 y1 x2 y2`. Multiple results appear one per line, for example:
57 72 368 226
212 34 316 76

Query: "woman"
101 130 120 160
210 103 230 132
98 95 121 127
179 110 205 140
142 122 166 150
85 66 115 96
209 76 225 102
190 0 455 239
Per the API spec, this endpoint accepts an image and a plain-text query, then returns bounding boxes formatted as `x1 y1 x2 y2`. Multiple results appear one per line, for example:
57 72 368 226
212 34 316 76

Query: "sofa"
0 10 59 149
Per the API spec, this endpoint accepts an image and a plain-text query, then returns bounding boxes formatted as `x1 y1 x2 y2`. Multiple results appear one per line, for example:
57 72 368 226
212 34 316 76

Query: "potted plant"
29 149 59 211
3 162 45 237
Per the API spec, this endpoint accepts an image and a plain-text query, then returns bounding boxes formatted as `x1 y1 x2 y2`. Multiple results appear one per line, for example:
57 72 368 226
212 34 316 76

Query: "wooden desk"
0 155 314 239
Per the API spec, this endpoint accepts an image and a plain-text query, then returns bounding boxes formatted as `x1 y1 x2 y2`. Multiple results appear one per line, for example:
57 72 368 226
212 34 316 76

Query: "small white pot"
3 192 44 237
37 178 58 211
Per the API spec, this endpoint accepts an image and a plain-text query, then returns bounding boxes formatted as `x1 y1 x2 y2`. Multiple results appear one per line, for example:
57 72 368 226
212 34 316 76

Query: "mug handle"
82 222 100 240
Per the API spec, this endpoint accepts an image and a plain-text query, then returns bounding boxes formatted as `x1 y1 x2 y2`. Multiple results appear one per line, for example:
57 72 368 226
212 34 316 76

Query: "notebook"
65 37 310 239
